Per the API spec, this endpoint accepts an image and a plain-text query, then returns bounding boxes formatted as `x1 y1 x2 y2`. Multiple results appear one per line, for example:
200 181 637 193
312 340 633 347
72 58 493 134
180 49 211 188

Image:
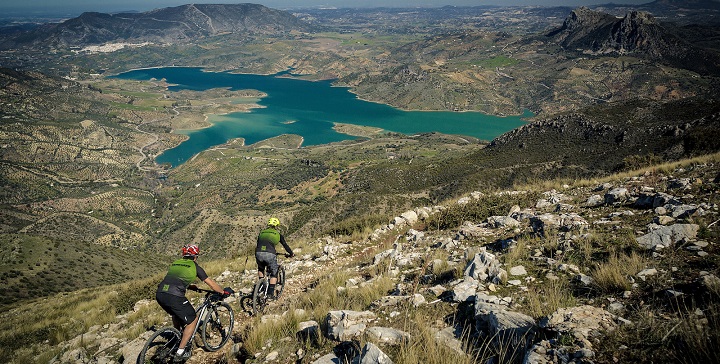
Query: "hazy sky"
1 0 653 16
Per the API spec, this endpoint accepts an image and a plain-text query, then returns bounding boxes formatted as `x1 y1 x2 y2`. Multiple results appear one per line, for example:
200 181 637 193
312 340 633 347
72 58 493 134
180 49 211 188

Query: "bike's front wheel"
202 302 235 351
252 278 268 315
240 294 254 316
137 327 181 364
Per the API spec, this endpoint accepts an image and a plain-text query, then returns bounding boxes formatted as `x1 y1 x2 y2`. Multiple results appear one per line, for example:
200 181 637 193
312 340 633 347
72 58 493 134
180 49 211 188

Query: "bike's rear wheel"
275 265 286 299
202 302 235 351
252 278 268 315
137 327 181 364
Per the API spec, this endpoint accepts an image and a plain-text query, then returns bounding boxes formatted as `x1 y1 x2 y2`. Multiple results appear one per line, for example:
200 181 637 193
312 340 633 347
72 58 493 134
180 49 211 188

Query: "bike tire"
252 278 268 315
240 294 254 315
275 265 286 299
201 301 235 351
137 327 181 364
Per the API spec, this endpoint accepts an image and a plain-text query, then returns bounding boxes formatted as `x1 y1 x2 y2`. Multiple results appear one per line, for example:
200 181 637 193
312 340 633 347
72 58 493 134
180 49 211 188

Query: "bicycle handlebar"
189 286 234 298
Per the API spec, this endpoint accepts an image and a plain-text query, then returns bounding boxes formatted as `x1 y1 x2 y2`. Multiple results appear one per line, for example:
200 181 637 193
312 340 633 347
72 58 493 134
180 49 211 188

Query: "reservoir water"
113 67 529 167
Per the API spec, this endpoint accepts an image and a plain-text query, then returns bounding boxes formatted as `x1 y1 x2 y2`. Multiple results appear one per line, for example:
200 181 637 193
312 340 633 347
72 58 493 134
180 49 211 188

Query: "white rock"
509 265 527 276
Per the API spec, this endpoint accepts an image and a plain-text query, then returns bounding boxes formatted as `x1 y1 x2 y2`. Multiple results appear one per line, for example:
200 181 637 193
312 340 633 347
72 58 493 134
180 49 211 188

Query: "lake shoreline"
113 66 529 167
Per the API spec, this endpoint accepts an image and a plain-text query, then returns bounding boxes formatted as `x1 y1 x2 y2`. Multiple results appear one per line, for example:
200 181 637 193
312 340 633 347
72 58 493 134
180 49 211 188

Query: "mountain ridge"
644 0 720 10
0 3 312 50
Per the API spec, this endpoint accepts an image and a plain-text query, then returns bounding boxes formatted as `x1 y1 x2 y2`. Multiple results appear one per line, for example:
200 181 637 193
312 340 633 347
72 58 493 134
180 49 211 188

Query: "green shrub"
621 153 665 171
106 276 159 314
426 191 540 231
322 213 391 237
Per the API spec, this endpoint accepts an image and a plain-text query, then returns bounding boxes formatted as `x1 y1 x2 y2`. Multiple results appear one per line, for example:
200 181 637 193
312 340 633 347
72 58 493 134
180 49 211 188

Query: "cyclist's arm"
196 263 225 294
279 235 294 257
202 276 225 294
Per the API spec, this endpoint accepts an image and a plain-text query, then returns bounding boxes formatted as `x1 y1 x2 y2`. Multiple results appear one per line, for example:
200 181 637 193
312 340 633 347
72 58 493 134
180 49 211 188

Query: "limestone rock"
365 327 410 345
541 305 618 344
326 310 377 341
604 187 629 205
475 301 536 340
352 342 394 364
452 277 479 303
433 327 466 355
297 320 320 343
636 223 699 250
487 215 521 228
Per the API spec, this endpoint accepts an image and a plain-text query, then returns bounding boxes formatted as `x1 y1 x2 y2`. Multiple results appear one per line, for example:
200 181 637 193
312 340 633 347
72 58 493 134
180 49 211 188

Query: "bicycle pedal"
172 348 192 363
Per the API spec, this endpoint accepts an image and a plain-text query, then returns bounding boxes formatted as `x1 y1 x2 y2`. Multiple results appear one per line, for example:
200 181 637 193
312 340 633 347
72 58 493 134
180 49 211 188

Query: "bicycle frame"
173 290 215 354
138 289 234 364
192 288 231 330
178 295 217 348
187 299 210 342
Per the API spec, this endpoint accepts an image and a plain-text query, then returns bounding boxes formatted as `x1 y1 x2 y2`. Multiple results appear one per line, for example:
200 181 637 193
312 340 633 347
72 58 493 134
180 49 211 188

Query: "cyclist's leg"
157 292 197 359
255 252 278 297
267 254 280 296
172 315 183 331
255 252 268 279
158 292 194 334
179 314 199 351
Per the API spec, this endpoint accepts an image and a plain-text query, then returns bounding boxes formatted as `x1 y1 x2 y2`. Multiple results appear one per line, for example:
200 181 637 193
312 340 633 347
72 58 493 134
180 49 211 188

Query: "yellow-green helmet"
267 217 280 227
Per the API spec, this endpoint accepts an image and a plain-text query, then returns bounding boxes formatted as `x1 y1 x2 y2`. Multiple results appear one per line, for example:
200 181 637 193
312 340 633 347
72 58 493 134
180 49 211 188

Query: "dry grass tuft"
502 236 531 269
591 251 648 293
242 310 307 354
523 279 576 318
394 324 478 364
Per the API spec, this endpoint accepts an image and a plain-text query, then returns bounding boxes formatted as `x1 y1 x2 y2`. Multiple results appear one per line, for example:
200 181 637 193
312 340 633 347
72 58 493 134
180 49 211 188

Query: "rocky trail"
63 160 719 364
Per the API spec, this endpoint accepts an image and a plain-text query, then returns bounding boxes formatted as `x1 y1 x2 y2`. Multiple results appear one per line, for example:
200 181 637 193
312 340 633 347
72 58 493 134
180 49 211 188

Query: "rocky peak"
611 11 663 56
549 7 664 55
547 7 720 75
560 6 618 33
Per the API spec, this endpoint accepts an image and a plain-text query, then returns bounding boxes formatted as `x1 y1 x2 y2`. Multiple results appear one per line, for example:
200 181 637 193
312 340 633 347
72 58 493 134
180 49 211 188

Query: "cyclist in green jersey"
155 244 230 362
255 217 294 298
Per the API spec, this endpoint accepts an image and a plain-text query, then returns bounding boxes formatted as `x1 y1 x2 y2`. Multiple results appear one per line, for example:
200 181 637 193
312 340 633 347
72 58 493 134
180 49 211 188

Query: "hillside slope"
151 96 719 258
1 64 719 307
1 154 717 364
0 233 168 308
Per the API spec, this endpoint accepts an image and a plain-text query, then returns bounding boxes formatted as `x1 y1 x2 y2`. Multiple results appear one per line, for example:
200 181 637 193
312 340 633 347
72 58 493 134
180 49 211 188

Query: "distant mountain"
546 7 720 75
644 0 720 10
0 3 312 50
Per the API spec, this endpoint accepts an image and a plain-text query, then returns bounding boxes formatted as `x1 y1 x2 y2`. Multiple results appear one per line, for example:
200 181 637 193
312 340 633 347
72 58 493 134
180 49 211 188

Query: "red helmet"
182 244 200 257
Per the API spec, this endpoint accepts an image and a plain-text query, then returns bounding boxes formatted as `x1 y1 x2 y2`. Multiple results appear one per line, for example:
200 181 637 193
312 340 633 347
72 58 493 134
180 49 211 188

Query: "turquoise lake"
113 67 529 167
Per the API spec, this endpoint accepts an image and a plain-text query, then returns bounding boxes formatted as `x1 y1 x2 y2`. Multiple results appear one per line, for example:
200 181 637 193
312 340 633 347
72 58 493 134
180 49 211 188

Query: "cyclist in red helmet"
155 244 229 362
255 217 294 298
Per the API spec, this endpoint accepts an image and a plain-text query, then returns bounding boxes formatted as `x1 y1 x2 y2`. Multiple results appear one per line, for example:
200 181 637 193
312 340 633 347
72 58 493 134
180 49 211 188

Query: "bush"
426 191 540 231
322 213 391 237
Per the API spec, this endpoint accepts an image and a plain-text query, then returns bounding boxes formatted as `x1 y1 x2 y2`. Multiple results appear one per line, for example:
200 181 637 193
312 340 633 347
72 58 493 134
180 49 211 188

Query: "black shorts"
255 251 279 277
156 292 196 326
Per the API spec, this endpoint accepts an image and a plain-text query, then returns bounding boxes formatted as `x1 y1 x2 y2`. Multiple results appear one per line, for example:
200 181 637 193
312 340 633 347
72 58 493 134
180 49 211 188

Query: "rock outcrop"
546 7 720 75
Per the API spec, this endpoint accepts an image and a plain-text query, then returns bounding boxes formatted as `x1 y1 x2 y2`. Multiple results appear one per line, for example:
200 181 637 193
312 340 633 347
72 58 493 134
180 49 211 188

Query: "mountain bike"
246 255 288 316
137 287 235 364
